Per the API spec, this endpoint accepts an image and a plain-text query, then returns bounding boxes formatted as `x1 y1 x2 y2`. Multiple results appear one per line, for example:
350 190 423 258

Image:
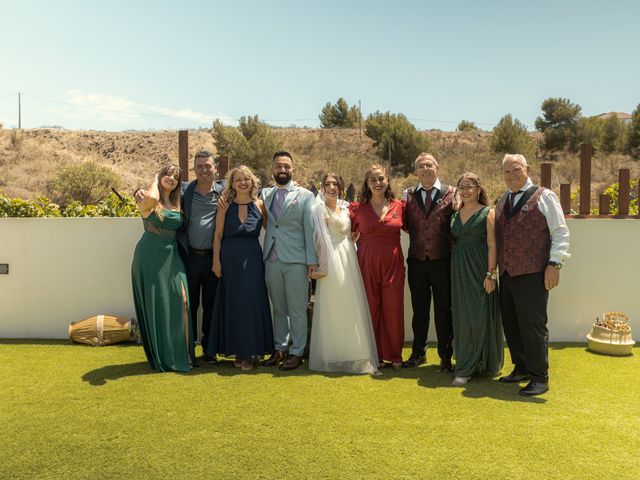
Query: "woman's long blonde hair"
222 165 261 202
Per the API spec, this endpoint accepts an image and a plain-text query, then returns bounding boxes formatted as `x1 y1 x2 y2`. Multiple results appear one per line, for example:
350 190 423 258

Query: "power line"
3 91 499 128
409 117 495 127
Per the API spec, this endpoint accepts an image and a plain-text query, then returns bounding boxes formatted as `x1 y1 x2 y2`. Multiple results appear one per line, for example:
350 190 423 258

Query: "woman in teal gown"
450 172 503 386
131 164 195 372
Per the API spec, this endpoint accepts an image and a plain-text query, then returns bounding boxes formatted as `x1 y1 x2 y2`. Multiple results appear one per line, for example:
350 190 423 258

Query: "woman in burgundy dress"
349 164 406 369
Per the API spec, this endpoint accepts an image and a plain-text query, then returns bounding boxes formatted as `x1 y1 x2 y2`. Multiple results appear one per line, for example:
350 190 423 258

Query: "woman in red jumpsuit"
349 164 405 369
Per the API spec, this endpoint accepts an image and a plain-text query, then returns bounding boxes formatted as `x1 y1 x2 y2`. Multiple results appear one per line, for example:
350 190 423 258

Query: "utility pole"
358 99 362 138
18 92 21 129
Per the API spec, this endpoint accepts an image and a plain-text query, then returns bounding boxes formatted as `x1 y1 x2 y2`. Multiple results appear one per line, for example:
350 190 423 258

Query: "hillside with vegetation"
0 126 638 211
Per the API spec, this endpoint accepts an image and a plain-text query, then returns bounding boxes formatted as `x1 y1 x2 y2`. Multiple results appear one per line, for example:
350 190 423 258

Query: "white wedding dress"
309 201 379 374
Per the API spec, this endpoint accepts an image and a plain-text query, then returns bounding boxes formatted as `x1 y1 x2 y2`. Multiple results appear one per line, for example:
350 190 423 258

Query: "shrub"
212 115 278 182
575 117 605 152
319 98 361 128
0 193 61 217
48 161 122 206
95 191 139 217
602 180 638 215
457 120 479 132
364 111 430 175
0 191 139 218
62 201 99 217
490 114 534 156
535 97 582 151
626 104 640 159
601 115 625 153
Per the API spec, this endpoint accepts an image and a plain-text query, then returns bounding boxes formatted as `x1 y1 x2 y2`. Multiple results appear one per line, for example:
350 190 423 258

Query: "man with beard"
261 151 318 371
135 150 224 363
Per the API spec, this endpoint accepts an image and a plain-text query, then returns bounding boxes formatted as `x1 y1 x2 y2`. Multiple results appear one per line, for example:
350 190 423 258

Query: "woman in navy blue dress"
206 165 273 371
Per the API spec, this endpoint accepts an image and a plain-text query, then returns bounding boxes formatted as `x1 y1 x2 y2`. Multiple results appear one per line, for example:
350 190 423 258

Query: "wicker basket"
69 315 139 346
586 312 635 356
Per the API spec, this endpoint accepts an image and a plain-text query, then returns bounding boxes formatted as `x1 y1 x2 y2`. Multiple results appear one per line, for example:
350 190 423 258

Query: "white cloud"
52 90 236 127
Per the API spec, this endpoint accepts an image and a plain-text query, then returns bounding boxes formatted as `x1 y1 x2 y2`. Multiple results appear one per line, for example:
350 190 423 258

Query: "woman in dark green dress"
450 172 503 386
131 164 195 373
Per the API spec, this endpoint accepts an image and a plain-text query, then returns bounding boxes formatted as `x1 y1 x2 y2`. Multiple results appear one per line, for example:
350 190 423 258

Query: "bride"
309 173 379 375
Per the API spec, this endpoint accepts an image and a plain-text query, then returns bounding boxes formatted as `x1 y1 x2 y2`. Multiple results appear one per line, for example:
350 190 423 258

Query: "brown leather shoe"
263 350 287 366
279 354 303 371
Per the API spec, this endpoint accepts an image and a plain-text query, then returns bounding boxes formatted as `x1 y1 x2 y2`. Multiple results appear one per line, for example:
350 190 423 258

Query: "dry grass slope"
1 127 638 206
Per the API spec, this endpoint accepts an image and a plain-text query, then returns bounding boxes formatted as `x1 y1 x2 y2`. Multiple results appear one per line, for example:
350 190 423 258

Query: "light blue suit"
261 182 318 356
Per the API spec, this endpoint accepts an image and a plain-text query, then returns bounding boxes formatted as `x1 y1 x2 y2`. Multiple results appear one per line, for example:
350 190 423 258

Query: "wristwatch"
548 261 563 270
485 271 498 281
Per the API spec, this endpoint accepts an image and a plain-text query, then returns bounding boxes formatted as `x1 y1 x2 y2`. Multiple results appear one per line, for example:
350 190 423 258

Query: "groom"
262 151 318 371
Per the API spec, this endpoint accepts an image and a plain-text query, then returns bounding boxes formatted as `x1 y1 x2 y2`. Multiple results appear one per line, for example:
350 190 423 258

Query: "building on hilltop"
595 112 632 124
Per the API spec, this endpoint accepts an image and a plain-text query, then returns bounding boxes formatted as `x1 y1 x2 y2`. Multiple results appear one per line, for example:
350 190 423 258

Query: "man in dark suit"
135 150 224 362
402 153 456 371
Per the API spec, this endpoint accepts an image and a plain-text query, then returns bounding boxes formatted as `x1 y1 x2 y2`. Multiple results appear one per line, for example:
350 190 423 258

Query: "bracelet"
486 271 497 281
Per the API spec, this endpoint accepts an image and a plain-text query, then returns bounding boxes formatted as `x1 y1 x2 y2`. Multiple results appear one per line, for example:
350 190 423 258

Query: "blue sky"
1 0 638 131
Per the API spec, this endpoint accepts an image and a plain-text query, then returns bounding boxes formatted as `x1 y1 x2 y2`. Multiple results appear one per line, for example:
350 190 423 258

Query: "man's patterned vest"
405 185 455 261
495 186 550 276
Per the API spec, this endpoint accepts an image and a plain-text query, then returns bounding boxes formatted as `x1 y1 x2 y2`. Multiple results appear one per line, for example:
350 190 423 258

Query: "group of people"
130 149 570 397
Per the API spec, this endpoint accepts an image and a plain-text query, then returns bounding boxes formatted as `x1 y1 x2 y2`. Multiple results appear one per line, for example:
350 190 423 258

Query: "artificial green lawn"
1 340 639 480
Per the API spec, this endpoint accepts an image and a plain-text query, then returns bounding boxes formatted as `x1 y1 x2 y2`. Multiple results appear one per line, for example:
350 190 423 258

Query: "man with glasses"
135 150 224 363
402 153 456 371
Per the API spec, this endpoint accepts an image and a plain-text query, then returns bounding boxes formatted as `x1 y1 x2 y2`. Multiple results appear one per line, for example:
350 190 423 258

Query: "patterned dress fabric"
450 206 504 377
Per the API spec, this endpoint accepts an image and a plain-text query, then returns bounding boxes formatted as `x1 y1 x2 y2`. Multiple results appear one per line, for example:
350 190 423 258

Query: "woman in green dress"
450 172 503 386
131 164 195 372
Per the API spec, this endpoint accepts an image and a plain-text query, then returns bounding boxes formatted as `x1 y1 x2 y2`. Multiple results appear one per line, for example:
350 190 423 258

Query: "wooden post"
178 130 189 182
598 194 610 215
540 162 552 189
579 143 592 215
217 155 229 179
346 183 356 202
560 184 571 215
618 168 630 215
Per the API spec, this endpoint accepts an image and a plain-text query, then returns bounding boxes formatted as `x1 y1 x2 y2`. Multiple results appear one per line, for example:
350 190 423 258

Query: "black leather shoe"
499 370 530 383
263 350 287 366
204 356 218 364
439 358 454 372
402 353 426 368
279 355 303 371
519 381 549 396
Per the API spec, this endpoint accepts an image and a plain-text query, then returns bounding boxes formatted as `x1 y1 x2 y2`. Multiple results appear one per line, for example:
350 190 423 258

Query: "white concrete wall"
0 218 638 342
0 218 142 338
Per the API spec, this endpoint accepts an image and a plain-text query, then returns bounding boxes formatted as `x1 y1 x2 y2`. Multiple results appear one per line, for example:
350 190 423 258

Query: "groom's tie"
268 188 287 261
270 188 286 219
